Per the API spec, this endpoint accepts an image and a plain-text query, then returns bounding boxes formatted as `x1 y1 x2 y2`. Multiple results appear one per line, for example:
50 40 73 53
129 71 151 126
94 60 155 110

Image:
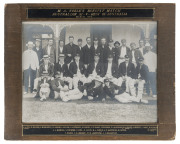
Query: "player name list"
23 125 158 136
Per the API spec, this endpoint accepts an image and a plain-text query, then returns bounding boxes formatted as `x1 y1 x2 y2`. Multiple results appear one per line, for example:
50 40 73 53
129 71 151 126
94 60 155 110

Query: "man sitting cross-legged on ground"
69 53 87 89
103 79 139 103
85 53 104 83
54 54 73 90
85 76 105 102
117 55 136 93
38 71 51 101
129 57 149 104
33 55 54 97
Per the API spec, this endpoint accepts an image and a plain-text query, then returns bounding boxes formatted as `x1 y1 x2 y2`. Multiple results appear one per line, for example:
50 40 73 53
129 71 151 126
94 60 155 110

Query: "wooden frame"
4 3 175 140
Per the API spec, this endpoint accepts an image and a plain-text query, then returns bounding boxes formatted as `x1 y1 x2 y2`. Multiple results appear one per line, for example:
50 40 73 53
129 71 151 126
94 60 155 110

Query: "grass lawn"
22 93 157 123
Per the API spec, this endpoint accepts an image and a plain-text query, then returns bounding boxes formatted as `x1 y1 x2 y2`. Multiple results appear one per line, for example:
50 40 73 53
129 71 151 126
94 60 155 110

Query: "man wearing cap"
33 38 43 64
103 79 139 103
54 54 73 90
69 53 86 88
106 39 118 64
23 41 39 94
99 37 109 63
39 71 51 101
76 38 83 62
85 76 105 101
82 37 94 68
58 40 65 55
129 57 149 103
103 54 119 85
33 55 54 95
143 44 157 97
114 41 121 64
51 71 69 100
129 42 143 67
92 37 101 56
117 39 131 65
118 55 136 93
86 53 104 83
43 39 56 64
64 36 78 65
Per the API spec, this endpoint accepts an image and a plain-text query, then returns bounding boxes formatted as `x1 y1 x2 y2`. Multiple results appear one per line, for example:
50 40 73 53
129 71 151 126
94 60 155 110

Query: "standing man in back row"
33 38 43 65
117 39 131 65
43 38 56 64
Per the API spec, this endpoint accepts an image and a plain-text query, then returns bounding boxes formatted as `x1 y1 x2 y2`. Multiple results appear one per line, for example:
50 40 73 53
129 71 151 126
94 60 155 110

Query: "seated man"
51 71 69 100
33 55 54 97
103 79 138 103
69 53 87 88
103 54 119 85
130 57 149 103
86 53 104 83
54 54 73 90
39 71 51 101
117 55 136 93
86 76 105 101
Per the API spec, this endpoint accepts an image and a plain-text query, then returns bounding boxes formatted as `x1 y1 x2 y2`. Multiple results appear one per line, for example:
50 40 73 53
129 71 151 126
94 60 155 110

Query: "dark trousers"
149 72 157 95
24 67 36 93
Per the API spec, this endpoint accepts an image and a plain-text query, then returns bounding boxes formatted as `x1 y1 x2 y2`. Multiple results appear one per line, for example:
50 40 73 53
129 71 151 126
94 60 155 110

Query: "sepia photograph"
22 21 157 123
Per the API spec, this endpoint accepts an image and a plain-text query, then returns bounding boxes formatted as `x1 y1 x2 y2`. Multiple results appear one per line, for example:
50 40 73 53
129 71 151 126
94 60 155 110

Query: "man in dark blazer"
54 54 73 89
58 40 65 55
130 57 149 103
64 36 78 65
103 79 139 103
104 54 119 85
114 41 121 64
77 38 83 62
118 55 136 93
43 38 56 64
99 37 109 63
129 42 143 67
117 39 131 65
86 53 104 83
92 37 101 56
106 39 118 64
85 76 105 101
33 38 43 64
82 37 94 68
69 53 87 88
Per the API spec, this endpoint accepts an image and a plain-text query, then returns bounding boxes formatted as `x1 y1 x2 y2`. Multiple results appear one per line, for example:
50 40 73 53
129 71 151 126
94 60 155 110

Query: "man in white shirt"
58 40 65 55
23 41 39 94
117 39 130 65
144 45 157 97
137 39 145 56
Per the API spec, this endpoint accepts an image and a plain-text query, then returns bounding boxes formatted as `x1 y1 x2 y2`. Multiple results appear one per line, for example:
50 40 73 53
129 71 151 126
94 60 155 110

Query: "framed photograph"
4 3 175 140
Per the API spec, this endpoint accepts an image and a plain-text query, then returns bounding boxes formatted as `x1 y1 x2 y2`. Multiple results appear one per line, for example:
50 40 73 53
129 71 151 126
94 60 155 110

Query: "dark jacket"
99 45 109 63
33 47 43 64
104 62 119 78
106 46 118 63
118 61 135 78
39 62 54 77
85 80 105 100
82 44 94 65
64 43 78 64
69 61 86 78
51 78 65 93
129 49 143 63
135 63 149 82
54 62 69 77
86 62 104 77
43 46 56 64
116 46 131 60
76 46 84 62
103 82 125 99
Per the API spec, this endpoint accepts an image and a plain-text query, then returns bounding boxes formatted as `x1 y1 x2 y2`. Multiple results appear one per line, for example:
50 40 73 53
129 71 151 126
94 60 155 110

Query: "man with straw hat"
23 41 39 95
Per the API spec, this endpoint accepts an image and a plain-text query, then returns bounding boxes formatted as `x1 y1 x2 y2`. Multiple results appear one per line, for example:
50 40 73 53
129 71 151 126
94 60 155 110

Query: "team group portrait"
22 21 157 123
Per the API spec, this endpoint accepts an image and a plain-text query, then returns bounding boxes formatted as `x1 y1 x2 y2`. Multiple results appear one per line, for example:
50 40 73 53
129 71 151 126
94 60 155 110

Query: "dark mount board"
4 3 175 140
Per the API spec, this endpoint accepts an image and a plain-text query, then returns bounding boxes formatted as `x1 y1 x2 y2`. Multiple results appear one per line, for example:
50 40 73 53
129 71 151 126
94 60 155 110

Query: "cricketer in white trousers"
54 88 84 102
39 83 50 101
114 92 139 103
